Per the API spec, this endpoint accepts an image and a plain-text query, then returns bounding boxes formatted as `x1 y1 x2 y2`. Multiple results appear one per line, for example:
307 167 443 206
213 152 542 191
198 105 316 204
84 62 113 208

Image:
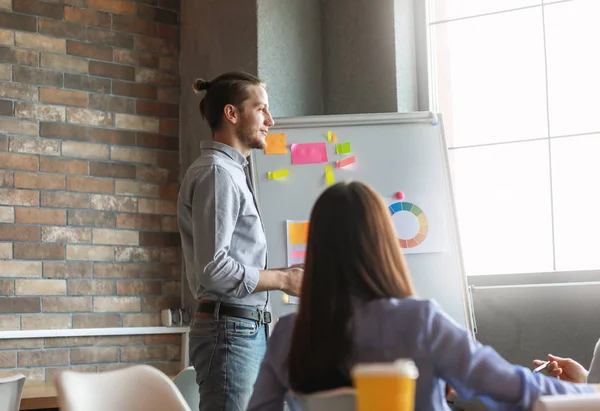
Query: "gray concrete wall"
257 0 324 118
321 0 400 114
179 0 259 174
180 0 421 169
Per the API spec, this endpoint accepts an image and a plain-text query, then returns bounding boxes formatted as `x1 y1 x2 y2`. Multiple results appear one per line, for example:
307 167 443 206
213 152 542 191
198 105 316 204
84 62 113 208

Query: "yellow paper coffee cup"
352 359 419 411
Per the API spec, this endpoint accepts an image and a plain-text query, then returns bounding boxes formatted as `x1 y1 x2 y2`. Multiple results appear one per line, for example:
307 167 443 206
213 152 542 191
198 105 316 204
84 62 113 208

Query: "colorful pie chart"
388 201 429 248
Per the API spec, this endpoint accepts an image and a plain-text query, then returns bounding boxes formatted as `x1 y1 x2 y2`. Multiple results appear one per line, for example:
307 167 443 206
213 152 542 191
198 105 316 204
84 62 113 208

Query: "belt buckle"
262 311 272 324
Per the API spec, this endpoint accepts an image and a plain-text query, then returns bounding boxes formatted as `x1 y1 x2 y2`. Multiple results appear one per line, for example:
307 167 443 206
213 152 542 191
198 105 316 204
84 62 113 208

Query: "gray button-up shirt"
178 140 268 309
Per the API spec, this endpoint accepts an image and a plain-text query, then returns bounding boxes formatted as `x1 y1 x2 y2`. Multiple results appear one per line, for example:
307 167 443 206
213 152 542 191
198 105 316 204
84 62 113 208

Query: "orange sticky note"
265 133 288 154
288 221 309 245
336 156 356 168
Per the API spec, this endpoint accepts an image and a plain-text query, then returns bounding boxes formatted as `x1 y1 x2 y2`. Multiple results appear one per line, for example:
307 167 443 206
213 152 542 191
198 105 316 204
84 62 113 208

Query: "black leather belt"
197 301 272 324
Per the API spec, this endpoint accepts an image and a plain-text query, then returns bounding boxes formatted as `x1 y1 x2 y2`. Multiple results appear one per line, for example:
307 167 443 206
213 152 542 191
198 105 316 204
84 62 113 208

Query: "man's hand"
255 265 304 294
533 354 589 383
281 265 304 296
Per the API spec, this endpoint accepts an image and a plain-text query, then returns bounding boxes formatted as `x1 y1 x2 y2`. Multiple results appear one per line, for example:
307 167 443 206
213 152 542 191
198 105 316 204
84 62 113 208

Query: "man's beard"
237 120 266 150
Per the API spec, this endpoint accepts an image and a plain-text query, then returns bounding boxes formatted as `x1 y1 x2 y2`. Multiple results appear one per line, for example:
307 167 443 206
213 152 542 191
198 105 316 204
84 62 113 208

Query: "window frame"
415 0 600 282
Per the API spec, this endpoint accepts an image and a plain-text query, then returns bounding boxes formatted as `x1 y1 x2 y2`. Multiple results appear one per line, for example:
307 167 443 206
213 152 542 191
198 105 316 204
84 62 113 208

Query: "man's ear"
223 104 238 125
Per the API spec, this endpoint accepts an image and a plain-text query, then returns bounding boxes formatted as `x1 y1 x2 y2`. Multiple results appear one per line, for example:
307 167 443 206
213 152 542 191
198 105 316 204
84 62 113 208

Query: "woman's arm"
424 301 595 410
247 318 293 410
247 357 287 411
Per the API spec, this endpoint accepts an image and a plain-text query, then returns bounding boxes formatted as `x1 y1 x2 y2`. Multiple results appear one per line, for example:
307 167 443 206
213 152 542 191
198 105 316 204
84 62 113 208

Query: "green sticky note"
335 142 351 155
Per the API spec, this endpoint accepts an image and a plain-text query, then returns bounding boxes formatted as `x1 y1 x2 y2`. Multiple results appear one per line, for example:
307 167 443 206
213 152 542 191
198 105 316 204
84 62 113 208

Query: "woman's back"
249 297 593 411
248 183 596 410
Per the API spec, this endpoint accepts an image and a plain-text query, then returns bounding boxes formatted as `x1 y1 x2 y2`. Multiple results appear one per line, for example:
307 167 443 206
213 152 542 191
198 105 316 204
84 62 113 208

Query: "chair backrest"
56 365 192 411
172 366 199 411
0 374 26 411
532 394 600 411
290 388 356 411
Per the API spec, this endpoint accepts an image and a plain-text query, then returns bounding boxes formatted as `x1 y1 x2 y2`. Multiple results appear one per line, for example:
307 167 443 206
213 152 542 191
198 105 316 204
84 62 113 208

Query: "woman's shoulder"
269 313 297 342
362 296 441 316
273 312 297 330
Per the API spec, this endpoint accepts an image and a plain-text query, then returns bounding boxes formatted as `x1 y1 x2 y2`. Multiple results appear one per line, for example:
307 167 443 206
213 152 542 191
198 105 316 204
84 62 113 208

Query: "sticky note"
265 133 288 154
290 250 306 259
335 142 351 155
267 169 289 180
288 222 309 245
327 131 337 143
325 165 335 185
291 143 328 164
335 156 355 168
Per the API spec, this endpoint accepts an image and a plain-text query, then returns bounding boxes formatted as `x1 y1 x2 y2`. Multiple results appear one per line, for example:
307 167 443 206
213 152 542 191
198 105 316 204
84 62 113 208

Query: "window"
428 0 600 275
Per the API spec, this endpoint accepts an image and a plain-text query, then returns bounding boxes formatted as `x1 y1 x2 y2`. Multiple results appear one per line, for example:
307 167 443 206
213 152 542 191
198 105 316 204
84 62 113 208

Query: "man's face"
235 85 275 150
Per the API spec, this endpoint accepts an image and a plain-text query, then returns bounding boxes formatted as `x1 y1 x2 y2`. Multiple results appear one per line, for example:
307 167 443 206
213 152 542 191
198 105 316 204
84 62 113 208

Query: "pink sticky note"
290 250 306 259
291 143 328 165
336 156 356 168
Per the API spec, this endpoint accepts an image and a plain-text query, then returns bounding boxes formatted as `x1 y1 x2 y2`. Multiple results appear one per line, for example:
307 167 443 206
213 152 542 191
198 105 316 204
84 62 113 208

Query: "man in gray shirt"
178 71 303 411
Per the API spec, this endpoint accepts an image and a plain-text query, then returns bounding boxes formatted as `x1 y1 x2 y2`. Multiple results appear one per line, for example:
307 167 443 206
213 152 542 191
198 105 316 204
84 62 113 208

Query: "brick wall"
0 0 182 382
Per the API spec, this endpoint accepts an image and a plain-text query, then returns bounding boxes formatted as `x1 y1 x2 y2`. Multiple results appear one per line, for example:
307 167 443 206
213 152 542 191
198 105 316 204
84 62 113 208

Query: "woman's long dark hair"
288 181 416 393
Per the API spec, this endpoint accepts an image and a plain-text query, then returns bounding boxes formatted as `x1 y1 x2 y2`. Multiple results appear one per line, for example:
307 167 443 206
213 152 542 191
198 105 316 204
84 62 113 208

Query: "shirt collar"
199 140 248 167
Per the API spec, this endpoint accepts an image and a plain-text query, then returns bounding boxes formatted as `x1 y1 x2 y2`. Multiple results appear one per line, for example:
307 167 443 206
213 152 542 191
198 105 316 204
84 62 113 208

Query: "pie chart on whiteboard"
389 201 429 249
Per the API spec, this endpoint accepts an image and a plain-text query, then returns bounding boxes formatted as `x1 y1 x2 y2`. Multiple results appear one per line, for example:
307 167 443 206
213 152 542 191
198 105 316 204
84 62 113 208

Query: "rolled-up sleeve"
191 165 259 298
425 301 594 411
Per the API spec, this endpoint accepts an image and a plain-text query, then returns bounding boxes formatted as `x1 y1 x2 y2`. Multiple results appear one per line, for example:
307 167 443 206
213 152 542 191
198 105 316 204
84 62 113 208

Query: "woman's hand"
533 354 589 383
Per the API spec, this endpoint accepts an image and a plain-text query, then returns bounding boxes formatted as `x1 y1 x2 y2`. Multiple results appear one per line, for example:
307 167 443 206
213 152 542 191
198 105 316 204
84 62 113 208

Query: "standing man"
178 71 303 411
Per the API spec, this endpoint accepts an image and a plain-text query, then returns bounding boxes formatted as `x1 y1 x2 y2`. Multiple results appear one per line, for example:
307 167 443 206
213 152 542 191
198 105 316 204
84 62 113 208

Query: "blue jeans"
189 304 267 411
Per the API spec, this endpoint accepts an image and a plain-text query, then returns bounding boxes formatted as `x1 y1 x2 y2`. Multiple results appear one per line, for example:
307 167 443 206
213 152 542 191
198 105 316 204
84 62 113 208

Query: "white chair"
56 365 191 411
173 366 199 411
0 374 26 411
532 394 600 411
290 387 356 411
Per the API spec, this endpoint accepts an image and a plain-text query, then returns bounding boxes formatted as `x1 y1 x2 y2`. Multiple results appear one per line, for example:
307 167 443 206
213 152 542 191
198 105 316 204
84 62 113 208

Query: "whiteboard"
250 112 473 331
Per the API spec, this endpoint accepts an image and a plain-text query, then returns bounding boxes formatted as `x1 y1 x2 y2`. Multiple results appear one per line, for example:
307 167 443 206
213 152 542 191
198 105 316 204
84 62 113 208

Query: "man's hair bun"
192 78 211 93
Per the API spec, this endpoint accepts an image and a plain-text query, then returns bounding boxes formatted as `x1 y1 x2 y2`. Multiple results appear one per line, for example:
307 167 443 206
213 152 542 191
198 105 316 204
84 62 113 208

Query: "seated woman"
248 182 599 411
533 338 600 383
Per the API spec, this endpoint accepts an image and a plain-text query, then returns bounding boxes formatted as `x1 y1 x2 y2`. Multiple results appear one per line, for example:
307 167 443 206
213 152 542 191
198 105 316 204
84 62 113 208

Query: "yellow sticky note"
327 131 337 143
268 169 289 180
289 222 309 245
325 165 335 185
265 133 288 154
